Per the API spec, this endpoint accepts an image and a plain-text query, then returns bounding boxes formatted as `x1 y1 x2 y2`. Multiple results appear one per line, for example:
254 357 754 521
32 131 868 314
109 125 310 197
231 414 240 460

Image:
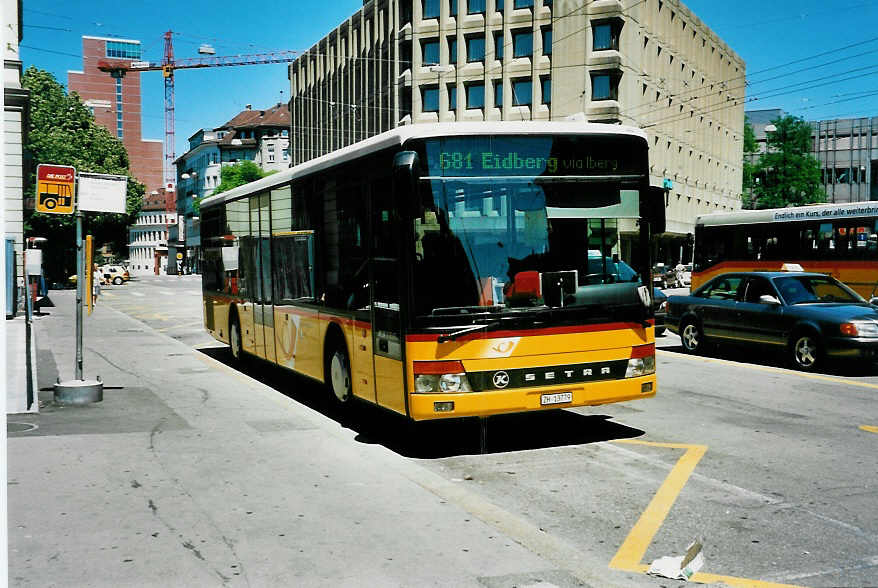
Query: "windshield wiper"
437 321 500 343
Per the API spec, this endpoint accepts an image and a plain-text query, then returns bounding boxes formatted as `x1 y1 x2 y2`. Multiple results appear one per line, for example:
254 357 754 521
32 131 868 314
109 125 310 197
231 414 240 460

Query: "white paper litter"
647 538 705 581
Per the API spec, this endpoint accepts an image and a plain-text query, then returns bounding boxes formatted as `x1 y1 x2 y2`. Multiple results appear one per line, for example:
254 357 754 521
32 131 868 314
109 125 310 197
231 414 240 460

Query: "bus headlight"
439 373 472 393
626 344 656 378
413 360 472 393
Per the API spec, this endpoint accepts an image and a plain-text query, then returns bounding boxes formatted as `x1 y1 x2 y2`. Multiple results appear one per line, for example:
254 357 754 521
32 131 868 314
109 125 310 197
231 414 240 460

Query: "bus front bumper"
408 375 656 421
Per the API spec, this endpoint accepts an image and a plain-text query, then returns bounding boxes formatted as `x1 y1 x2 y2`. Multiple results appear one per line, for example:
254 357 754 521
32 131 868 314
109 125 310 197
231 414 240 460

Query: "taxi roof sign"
36 164 76 214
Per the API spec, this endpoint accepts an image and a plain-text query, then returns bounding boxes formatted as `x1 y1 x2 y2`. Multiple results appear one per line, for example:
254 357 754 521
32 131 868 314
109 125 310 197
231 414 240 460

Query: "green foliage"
748 115 824 210
212 160 276 195
21 67 145 282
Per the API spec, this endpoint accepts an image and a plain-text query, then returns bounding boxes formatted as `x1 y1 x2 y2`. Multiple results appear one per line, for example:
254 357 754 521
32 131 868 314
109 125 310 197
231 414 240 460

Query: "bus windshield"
413 177 642 317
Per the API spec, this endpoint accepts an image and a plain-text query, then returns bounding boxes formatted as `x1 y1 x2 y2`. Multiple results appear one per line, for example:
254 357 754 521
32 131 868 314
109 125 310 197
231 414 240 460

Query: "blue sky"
20 0 878 160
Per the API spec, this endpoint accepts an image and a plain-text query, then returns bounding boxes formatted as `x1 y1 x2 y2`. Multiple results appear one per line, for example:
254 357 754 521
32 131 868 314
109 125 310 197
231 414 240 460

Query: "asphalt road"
99 276 878 587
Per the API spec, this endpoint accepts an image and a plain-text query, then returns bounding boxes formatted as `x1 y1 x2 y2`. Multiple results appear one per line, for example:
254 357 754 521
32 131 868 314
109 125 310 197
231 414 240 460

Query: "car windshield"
412 177 643 317
774 275 864 305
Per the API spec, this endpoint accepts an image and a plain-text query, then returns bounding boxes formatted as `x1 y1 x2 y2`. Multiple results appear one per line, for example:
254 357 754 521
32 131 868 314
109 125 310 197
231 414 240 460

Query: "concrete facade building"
127 190 176 276
68 36 163 195
746 109 878 204
4 0 29 303
171 103 291 273
289 0 746 264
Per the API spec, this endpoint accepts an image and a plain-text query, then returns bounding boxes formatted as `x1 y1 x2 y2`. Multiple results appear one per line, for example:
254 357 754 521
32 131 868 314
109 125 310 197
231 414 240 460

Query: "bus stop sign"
35 164 76 214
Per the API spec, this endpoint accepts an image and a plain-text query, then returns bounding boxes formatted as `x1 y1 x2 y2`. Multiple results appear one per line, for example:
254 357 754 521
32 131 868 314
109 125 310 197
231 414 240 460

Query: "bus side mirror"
393 151 420 207
640 186 666 234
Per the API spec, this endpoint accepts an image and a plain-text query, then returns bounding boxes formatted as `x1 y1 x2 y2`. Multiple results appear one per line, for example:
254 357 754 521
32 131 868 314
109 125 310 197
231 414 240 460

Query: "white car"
100 265 130 285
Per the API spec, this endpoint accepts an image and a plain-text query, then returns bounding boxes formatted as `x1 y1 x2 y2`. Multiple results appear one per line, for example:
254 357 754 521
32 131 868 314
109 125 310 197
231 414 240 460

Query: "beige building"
289 0 745 263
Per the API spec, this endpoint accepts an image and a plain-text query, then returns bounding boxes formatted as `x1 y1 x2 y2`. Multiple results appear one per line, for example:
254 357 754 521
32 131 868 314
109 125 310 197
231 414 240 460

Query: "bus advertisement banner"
35 164 76 214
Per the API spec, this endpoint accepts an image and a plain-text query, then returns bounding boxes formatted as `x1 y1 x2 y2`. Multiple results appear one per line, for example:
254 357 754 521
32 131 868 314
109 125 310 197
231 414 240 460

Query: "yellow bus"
693 202 878 298
200 122 659 421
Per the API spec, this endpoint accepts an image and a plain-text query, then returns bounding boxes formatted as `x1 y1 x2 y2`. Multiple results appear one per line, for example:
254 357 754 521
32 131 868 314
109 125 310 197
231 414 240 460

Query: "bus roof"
696 201 878 227
200 121 648 209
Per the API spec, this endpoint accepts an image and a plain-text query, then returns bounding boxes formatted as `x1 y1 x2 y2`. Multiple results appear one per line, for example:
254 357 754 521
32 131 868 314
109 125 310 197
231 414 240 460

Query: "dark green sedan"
667 272 878 371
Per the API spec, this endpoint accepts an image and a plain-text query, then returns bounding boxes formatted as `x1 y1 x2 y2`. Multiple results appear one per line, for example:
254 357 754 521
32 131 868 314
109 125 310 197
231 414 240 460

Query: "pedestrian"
92 264 101 304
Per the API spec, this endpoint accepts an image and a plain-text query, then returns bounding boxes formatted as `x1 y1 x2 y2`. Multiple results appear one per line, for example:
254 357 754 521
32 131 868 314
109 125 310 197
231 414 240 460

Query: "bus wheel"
680 320 703 354
327 344 352 405
790 331 821 372
229 315 243 363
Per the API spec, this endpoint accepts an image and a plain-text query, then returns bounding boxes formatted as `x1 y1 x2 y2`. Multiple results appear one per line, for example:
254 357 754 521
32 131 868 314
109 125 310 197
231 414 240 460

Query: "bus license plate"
541 392 573 406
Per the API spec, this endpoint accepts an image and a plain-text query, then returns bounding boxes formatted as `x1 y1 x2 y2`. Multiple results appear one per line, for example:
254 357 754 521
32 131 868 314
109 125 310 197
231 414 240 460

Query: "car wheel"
790 332 821 371
229 314 244 363
326 341 352 406
112 276 123 285
680 320 703 353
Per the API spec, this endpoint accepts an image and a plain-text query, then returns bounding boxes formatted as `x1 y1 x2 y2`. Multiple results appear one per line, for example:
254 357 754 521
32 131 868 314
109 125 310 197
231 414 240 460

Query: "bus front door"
371 183 405 414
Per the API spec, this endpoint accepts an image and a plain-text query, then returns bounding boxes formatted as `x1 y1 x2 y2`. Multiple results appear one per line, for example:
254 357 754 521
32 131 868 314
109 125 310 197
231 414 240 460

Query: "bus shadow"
661 344 878 377
196 347 645 459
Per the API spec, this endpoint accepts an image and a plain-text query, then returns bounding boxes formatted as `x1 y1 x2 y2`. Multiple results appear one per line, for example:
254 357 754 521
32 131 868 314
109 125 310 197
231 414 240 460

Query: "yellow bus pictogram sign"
35 164 76 214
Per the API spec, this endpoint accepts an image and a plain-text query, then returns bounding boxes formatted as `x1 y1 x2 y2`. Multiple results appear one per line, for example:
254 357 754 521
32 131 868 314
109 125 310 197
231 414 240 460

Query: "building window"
497 0 503 12
593 18 623 51
512 30 533 58
450 0 457 16
466 35 486 62
494 80 503 107
423 0 439 19
106 40 141 59
115 77 123 139
468 0 486 14
494 31 504 60
512 78 532 105
422 39 440 65
514 0 533 8
422 86 440 112
466 82 485 108
448 37 457 63
541 76 551 104
448 83 457 110
542 27 552 56
591 71 620 100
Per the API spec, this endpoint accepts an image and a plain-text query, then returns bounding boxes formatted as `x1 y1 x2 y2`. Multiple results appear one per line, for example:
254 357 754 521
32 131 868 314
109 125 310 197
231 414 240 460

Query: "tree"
749 115 824 210
192 160 276 215
22 67 144 282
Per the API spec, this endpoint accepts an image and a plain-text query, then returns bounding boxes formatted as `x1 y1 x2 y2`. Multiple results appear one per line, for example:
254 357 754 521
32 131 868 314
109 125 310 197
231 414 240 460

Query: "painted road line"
860 425 878 434
610 439 803 588
658 349 878 391
130 291 145 297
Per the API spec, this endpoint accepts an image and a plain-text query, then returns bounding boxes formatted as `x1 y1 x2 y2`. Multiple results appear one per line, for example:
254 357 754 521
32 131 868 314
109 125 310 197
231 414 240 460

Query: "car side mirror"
870 296 878 306
759 294 781 305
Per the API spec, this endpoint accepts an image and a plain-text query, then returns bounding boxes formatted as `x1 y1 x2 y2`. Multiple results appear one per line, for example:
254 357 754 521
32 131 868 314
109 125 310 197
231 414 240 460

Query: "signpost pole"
75 209 83 380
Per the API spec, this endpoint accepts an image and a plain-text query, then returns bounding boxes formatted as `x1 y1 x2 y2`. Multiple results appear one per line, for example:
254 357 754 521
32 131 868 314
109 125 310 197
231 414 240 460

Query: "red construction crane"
97 30 299 193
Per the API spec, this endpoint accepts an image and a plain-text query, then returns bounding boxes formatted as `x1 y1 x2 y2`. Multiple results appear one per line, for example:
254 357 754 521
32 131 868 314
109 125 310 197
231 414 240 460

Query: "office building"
747 109 877 203
68 36 163 195
289 0 746 264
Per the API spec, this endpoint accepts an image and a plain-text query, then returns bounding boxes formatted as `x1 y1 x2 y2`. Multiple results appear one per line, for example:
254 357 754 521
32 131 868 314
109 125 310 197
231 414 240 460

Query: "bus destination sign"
437 151 620 175
422 136 646 178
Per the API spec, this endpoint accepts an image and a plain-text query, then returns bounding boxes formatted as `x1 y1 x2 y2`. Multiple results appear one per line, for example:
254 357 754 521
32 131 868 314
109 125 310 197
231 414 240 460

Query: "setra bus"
200 122 660 421
693 201 878 297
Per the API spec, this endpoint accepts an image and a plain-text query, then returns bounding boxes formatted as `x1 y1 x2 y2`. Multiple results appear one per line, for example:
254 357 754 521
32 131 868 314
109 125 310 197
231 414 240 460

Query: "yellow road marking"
610 439 803 588
860 425 878 434
658 349 878 391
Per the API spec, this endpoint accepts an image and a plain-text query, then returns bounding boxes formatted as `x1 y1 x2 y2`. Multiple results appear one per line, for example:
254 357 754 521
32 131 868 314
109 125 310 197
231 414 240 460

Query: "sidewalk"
7 290 655 587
